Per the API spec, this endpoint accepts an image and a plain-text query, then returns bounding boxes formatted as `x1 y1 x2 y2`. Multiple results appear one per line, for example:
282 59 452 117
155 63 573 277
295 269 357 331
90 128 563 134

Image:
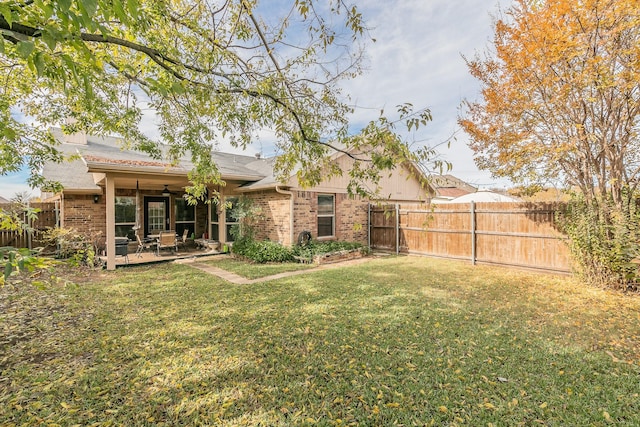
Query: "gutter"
275 185 294 246
85 162 265 182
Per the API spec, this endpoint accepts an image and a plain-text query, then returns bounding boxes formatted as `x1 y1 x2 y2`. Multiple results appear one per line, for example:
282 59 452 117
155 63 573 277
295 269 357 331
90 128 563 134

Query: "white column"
105 175 116 270
219 192 226 244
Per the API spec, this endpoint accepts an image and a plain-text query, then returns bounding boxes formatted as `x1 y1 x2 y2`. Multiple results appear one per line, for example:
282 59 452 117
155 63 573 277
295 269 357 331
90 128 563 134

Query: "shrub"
233 237 365 264
40 227 102 267
292 240 364 260
232 240 294 263
558 191 640 289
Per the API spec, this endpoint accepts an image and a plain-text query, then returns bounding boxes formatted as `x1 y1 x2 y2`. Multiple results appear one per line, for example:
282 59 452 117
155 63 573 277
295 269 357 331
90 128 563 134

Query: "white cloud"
342 0 510 188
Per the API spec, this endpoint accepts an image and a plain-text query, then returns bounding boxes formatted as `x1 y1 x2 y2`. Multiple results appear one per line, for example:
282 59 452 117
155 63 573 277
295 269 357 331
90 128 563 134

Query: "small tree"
228 196 262 244
0 192 39 234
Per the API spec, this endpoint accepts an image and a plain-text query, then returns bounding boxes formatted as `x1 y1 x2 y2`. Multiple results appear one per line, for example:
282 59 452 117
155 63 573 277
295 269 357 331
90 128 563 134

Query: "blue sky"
0 0 509 200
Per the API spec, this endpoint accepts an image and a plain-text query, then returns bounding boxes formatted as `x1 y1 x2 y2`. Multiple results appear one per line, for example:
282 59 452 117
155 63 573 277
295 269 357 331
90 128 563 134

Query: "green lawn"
204 256 316 279
1 256 639 426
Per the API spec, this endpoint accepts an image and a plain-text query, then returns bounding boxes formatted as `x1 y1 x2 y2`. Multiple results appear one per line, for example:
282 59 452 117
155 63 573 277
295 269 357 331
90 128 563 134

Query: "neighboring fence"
0 202 59 249
369 202 571 274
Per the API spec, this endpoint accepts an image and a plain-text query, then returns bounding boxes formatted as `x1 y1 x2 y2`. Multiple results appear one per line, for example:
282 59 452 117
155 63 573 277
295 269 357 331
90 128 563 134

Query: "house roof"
436 187 472 199
42 128 268 192
444 190 521 203
42 129 470 200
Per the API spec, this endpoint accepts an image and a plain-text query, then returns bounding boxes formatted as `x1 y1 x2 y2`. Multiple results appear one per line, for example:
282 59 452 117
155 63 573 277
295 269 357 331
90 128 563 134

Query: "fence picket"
369 202 570 274
0 202 59 249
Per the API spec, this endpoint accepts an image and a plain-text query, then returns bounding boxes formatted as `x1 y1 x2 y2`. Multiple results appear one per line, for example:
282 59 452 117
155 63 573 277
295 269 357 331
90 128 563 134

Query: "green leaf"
35 0 55 19
33 52 45 77
16 41 35 59
57 0 72 13
61 54 79 83
127 0 139 19
113 0 127 22
171 81 185 94
83 74 93 97
4 262 12 281
81 0 98 17
0 4 13 27
41 30 58 51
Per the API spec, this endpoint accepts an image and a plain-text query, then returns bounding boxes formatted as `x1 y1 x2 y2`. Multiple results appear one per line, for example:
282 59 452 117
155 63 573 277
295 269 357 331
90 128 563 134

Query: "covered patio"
107 240 228 267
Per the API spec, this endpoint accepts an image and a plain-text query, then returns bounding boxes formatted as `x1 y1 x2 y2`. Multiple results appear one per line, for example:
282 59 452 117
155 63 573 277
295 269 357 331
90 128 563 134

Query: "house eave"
61 188 103 195
85 162 187 176
85 163 263 182
236 183 284 192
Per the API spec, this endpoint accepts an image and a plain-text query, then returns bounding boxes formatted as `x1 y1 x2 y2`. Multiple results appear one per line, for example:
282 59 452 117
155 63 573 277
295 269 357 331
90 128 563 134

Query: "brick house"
42 128 434 269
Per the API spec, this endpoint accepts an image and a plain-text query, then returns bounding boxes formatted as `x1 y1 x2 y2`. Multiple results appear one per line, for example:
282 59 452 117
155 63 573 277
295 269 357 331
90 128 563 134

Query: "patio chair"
135 233 157 257
176 229 189 252
157 230 177 256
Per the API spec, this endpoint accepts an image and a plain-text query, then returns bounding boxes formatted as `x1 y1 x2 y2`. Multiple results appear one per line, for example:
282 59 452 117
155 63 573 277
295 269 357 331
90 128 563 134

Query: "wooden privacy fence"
0 202 59 249
369 202 571 274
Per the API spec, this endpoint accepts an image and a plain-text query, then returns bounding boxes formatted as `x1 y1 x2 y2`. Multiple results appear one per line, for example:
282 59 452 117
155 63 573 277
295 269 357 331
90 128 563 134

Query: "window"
209 197 238 241
175 198 195 238
210 201 219 240
115 196 136 240
225 197 239 241
317 194 335 238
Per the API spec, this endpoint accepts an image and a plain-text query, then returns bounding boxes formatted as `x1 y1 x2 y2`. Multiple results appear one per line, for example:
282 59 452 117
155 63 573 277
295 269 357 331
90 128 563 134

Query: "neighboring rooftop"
430 174 477 200
444 190 522 203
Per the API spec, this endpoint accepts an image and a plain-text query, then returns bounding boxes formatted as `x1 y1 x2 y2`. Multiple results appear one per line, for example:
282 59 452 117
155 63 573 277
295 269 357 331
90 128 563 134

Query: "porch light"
162 185 171 196
93 194 100 203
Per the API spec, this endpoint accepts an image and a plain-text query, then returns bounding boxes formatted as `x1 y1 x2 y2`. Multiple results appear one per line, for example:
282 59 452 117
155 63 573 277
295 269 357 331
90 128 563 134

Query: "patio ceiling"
92 172 251 194
93 172 191 192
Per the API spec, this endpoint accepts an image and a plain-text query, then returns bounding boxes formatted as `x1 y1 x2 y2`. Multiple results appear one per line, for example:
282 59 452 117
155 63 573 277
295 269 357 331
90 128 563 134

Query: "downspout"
275 186 294 246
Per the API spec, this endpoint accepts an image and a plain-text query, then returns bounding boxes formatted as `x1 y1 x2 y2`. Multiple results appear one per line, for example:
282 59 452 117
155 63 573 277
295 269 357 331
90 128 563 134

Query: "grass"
2 256 640 426
204 256 316 279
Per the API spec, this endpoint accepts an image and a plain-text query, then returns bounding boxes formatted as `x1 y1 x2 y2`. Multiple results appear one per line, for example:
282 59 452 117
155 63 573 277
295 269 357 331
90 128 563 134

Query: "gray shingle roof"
42 128 273 191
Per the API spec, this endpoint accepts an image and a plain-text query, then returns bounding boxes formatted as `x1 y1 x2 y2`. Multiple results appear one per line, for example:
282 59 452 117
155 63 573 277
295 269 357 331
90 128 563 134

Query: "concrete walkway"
178 256 375 285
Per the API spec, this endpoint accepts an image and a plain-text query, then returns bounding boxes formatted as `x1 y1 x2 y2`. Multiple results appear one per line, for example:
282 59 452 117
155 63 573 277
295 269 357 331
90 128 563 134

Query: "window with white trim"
317 194 335 238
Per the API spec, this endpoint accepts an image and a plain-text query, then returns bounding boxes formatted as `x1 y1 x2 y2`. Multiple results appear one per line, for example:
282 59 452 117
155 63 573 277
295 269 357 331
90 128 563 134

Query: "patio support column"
219 190 226 244
105 174 116 270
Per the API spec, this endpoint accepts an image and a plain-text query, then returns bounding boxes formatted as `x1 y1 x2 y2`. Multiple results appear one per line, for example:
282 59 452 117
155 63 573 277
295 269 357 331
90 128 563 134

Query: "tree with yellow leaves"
460 0 640 287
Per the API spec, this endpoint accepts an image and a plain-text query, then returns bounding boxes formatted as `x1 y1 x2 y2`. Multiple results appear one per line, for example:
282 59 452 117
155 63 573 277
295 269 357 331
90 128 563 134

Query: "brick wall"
246 190 292 245
334 193 368 244
61 194 106 247
60 188 370 249
194 204 208 239
292 191 368 245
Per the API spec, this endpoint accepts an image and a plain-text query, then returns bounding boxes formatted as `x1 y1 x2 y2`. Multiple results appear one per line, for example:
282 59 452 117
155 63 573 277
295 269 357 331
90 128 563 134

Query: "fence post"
27 201 33 250
367 203 371 249
395 203 400 255
471 201 476 265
